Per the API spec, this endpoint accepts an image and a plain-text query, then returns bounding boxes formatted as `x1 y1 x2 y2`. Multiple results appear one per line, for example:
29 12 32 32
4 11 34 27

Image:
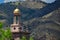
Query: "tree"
4 28 12 40
0 22 12 40
0 22 3 29
29 36 34 40
21 36 27 40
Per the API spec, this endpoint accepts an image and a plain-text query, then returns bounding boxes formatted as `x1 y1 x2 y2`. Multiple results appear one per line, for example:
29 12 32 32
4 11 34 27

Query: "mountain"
0 1 60 40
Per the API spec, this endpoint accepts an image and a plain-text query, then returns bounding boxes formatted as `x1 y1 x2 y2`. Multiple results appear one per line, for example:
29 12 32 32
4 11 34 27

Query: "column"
14 16 16 24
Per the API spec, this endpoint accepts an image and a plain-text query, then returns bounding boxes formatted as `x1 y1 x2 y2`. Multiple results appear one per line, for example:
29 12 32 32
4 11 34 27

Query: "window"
14 27 16 30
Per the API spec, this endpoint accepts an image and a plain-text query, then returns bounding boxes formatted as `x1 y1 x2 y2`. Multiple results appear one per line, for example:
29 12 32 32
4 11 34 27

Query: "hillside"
0 1 60 40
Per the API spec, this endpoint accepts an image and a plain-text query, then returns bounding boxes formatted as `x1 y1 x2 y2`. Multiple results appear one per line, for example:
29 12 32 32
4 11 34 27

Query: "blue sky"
0 0 56 4
0 0 4 3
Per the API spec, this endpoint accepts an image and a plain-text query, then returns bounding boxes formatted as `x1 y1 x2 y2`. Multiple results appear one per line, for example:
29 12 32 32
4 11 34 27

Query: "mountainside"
0 1 60 40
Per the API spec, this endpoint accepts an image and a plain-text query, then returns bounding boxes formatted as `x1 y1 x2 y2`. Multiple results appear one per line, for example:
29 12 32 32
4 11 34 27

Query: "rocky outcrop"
0 1 60 40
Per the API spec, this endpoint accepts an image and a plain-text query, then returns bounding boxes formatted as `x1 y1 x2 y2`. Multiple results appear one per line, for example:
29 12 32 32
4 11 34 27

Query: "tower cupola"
13 8 20 16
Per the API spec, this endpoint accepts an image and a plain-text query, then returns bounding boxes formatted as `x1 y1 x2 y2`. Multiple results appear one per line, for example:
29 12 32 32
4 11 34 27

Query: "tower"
10 8 22 40
10 8 30 40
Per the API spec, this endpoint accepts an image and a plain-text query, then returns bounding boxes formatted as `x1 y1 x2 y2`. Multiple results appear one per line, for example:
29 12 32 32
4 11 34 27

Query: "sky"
0 0 4 3
0 0 56 4
41 0 56 3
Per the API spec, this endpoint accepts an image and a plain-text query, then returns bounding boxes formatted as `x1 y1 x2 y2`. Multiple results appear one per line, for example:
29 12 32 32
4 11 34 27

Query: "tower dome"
13 8 20 16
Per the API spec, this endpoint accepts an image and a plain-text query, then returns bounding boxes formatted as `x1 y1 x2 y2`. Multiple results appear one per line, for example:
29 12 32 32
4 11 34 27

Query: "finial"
13 8 20 15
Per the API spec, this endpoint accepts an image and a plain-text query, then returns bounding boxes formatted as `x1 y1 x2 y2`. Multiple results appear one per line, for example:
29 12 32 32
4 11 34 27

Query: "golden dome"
13 8 20 15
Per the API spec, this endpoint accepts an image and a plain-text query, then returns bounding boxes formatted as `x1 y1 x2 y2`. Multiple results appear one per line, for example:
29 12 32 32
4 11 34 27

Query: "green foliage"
0 28 12 40
21 36 34 40
0 22 3 29
0 29 5 40
29 36 34 40
0 22 12 40
4 28 12 40
21 36 26 40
